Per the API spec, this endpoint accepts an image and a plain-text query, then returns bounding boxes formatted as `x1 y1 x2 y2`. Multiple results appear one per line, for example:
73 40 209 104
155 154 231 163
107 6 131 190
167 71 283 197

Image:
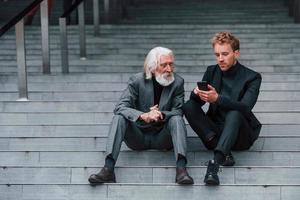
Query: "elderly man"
88 47 194 185
183 32 262 185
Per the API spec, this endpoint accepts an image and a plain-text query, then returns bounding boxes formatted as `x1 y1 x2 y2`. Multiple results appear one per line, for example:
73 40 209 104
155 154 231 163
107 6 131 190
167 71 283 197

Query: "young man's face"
213 43 240 71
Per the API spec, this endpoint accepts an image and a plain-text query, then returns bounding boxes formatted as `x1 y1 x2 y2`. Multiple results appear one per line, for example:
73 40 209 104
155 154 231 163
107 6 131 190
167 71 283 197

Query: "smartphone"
197 81 208 91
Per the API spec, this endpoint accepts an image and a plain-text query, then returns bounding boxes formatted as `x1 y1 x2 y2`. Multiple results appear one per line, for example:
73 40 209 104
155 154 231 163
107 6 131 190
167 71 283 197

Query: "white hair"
144 47 174 79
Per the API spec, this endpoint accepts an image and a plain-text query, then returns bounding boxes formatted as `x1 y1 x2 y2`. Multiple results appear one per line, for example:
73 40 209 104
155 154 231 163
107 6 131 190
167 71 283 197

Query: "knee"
112 114 128 126
225 111 243 121
167 115 186 136
182 100 194 115
168 115 184 125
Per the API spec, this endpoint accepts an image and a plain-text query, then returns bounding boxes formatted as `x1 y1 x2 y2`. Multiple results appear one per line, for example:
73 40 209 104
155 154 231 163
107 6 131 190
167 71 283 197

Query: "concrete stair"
1 0 300 199
124 0 293 24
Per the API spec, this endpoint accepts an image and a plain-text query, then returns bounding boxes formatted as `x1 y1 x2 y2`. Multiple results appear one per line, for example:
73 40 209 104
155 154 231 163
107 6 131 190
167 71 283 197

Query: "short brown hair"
211 32 240 51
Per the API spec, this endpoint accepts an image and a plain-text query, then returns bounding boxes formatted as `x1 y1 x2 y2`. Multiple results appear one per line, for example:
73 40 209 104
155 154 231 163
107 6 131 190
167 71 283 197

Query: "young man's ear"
234 50 240 59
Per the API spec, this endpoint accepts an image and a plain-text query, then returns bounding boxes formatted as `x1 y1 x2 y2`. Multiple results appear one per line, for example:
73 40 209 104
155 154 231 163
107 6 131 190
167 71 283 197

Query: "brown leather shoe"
88 167 116 185
175 168 194 185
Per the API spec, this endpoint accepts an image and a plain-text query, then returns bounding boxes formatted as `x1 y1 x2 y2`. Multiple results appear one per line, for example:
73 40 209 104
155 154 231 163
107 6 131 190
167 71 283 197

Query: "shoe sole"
204 176 219 185
88 178 116 186
176 178 194 185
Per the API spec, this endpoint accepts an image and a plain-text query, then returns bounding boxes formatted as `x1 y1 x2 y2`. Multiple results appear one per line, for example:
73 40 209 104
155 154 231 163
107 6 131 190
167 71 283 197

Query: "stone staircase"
1 0 300 199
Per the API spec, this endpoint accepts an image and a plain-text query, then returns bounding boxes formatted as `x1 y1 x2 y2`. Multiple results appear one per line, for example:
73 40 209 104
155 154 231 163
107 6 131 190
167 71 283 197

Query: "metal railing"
0 0 50 100
59 0 119 73
59 0 86 73
288 0 300 23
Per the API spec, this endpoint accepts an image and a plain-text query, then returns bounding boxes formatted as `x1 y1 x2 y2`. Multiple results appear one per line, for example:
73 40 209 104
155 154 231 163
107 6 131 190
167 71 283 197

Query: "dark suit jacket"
190 61 262 144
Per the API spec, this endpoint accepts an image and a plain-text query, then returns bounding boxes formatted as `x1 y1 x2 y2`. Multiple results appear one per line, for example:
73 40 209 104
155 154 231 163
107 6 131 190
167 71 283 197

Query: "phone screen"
197 81 208 91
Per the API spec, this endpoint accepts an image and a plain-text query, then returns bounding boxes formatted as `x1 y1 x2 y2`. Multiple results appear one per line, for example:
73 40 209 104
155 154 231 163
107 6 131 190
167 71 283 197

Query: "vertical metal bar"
15 19 28 100
93 0 100 36
59 17 69 73
40 0 50 74
78 1 86 59
295 0 300 23
104 0 110 23
288 0 294 17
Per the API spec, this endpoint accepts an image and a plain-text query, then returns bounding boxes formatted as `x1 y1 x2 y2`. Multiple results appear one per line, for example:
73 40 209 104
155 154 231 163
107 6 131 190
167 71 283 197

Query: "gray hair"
144 47 174 79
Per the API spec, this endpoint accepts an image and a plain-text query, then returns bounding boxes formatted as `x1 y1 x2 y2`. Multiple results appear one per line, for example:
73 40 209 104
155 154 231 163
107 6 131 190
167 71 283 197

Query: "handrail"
60 0 84 18
0 0 44 37
0 0 50 100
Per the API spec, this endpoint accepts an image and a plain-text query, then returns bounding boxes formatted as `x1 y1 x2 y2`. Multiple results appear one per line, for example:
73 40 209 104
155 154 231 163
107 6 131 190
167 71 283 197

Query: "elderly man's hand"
193 84 219 103
139 105 163 123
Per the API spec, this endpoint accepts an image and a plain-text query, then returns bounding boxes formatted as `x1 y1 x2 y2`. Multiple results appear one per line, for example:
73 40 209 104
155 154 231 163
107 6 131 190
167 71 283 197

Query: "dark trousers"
183 100 254 155
106 115 187 162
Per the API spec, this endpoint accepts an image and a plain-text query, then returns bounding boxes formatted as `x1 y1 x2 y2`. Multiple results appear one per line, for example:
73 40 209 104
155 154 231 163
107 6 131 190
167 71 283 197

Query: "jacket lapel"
230 62 245 101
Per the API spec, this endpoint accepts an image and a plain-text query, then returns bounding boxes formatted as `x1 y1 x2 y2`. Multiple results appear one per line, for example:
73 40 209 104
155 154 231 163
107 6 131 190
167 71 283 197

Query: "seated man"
183 32 262 185
88 47 194 185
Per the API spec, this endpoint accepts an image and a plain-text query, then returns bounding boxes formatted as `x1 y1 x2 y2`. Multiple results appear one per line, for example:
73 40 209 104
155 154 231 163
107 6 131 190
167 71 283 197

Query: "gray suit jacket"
114 72 185 128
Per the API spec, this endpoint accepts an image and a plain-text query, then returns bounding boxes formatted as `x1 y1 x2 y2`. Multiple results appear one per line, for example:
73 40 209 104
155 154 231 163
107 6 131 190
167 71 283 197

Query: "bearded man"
88 47 194 185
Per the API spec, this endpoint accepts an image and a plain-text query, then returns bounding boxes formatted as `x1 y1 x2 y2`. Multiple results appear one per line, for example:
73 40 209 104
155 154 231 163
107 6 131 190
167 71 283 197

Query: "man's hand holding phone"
194 81 219 103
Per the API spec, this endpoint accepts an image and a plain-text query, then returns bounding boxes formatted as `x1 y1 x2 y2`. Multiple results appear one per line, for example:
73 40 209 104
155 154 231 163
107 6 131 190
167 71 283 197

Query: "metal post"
15 19 28 101
59 17 69 73
288 0 294 16
295 0 300 23
93 0 100 36
40 0 50 74
104 0 110 23
78 1 86 59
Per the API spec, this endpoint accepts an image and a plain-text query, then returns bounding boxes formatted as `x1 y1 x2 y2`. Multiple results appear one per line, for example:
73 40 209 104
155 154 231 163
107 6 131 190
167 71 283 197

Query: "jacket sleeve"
113 76 144 122
216 73 262 114
161 78 185 120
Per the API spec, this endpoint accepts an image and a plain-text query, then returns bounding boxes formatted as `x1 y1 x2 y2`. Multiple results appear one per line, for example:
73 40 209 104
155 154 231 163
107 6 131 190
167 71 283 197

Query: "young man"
183 32 262 185
88 47 194 185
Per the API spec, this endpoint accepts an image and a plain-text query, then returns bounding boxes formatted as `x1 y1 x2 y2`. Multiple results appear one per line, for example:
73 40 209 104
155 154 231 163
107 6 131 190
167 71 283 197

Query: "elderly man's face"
154 54 175 86
156 54 174 74
214 43 240 71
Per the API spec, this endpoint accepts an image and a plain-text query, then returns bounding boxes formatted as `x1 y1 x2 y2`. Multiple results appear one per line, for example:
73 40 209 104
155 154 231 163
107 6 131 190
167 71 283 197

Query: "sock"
214 151 225 164
104 156 116 170
176 154 187 168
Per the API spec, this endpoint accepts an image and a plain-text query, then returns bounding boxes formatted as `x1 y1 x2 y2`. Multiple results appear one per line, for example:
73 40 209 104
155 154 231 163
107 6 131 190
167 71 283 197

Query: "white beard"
155 72 175 87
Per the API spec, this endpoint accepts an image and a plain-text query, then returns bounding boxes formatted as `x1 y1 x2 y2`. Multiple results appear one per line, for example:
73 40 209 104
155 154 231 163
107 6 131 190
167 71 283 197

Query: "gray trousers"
106 114 187 161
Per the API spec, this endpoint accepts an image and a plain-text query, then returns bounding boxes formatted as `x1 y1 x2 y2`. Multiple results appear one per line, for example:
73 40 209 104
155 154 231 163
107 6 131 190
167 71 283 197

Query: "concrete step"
1 184 298 200
1 150 300 167
1 65 300 74
0 101 298 113
0 136 299 151
0 124 298 138
1 166 300 185
0 82 299 92
0 112 299 125
0 90 298 101
1 53 300 61
0 72 300 83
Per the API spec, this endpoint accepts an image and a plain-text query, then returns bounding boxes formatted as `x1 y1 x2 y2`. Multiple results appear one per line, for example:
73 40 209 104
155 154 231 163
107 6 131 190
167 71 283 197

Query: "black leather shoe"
222 152 235 166
88 167 116 185
175 168 194 185
204 160 220 185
